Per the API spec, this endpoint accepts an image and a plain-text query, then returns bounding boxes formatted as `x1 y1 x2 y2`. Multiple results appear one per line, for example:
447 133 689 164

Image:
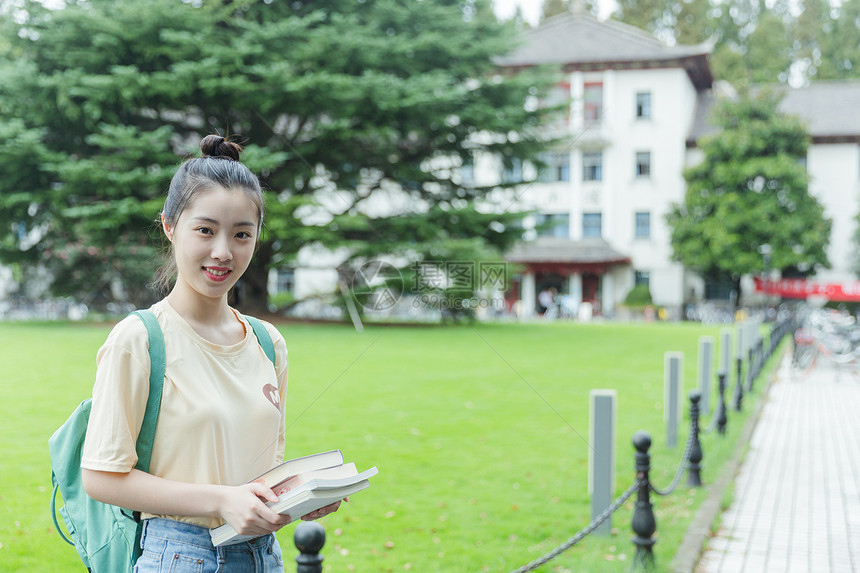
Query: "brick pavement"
695 357 860 573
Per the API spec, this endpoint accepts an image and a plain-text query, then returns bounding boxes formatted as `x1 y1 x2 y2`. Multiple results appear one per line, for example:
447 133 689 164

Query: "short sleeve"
264 321 288 464
81 316 152 473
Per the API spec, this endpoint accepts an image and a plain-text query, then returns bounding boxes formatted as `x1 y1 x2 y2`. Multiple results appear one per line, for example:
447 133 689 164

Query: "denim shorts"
134 518 285 573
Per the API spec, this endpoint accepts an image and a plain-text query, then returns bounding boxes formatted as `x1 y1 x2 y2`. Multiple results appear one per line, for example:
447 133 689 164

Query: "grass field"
0 319 779 572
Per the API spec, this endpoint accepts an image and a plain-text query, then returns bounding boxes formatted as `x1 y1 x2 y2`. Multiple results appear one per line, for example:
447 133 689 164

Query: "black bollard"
753 343 760 382
631 431 656 570
746 347 755 392
716 371 728 435
687 390 703 487
294 521 326 573
734 355 744 412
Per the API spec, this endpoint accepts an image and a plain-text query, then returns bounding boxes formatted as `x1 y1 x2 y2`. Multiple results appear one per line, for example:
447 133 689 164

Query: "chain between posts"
508 479 642 573
701 403 721 435
649 428 695 496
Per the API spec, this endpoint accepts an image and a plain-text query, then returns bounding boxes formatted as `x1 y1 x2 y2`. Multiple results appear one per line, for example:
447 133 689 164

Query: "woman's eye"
196 227 213 235
237 231 253 239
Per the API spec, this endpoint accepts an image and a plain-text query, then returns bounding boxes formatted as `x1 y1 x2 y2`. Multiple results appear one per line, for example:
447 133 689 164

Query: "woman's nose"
210 236 232 261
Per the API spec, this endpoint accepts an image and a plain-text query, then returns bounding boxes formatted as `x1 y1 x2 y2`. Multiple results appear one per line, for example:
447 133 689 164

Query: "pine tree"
0 0 556 312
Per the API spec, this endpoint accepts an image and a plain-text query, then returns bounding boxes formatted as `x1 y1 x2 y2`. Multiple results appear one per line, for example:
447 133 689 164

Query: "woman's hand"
301 499 343 521
273 485 346 522
218 480 292 537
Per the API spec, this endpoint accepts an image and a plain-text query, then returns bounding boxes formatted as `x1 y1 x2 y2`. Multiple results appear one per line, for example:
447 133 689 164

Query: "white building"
492 11 860 318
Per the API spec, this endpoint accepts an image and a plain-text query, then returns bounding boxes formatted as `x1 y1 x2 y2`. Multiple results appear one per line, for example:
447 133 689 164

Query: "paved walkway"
696 357 860 573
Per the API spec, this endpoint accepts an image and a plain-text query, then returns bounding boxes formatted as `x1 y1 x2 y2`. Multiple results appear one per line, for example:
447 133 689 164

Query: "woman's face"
164 185 259 303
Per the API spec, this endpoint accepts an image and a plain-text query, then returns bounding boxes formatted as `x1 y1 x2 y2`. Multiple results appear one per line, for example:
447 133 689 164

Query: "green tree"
740 6 793 84
612 0 799 85
666 92 831 305
793 0 860 81
674 0 714 45
0 0 554 313
542 0 569 20
613 0 675 39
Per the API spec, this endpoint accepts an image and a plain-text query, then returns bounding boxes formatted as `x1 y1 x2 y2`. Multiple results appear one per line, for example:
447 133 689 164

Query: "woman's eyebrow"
190 216 256 228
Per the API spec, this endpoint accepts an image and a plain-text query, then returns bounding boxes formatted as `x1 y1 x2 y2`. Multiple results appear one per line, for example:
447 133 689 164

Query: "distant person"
81 135 340 572
538 287 556 316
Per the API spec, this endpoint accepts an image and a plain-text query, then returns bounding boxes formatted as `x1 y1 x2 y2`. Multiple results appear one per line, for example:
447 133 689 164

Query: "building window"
460 153 475 186
582 212 602 238
582 151 603 182
536 213 570 238
636 152 651 177
542 82 571 126
537 152 570 182
275 267 295 294
634 270 650 287
502 157 523 183
636 92 651 119
635 212 651 239
584 82 603 124
705 278 734 301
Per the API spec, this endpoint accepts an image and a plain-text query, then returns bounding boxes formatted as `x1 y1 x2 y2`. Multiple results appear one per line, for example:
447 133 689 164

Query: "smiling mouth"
204 267 232 281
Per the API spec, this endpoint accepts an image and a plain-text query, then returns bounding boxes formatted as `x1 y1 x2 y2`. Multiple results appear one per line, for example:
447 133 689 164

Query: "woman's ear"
161 212 173 242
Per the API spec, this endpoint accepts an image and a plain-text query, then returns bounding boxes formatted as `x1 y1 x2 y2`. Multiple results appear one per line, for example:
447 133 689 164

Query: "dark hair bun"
200 134 242 161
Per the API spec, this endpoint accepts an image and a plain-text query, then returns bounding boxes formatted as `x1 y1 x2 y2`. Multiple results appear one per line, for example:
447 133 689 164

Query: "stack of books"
210 450 377 547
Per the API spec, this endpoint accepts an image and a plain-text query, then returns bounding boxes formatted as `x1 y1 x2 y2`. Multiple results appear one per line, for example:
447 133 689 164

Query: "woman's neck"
165 284 245 345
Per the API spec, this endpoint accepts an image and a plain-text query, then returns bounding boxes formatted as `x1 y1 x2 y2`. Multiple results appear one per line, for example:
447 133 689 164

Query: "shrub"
624 283 653 307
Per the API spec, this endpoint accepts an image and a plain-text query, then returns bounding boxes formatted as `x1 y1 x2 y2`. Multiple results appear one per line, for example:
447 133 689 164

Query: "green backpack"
50 310 276 572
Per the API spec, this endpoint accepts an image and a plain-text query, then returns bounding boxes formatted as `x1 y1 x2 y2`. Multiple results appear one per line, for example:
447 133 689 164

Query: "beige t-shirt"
82 299 289 528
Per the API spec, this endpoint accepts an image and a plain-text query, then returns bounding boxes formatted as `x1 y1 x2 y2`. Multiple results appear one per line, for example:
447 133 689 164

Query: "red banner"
754 277 860 302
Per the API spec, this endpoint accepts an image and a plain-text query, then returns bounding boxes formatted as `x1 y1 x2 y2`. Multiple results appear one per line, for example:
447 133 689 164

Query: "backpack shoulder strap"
130 309 166 473
245 315 276 366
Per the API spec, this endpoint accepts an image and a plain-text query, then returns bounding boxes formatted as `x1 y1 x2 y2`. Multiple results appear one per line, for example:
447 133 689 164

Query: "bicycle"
792 309 860 378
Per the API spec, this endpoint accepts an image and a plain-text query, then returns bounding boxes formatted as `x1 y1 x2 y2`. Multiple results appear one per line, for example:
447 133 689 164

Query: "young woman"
81 135 339 572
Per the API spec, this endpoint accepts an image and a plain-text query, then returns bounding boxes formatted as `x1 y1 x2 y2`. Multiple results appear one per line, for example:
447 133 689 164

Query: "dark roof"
777 81 860 142
506 238 631 265
496 12 713 90
686 89 720 144
688 81 860 145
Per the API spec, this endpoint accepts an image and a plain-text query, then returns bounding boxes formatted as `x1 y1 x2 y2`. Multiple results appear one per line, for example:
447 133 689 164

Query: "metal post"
771 320 782 358
632 431 656 570
746 347 755 392
687 390 703 487
294 522 326 573
734 353 744 412
716 371 728 435
754 343 760 382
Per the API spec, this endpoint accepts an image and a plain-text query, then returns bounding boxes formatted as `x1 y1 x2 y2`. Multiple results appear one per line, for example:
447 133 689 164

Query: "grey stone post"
698 336 714 416
665 352 683 448
589 390 616 536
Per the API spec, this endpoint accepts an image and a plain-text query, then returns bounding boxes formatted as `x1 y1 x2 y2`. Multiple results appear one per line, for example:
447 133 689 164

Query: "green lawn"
0 319 777 572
